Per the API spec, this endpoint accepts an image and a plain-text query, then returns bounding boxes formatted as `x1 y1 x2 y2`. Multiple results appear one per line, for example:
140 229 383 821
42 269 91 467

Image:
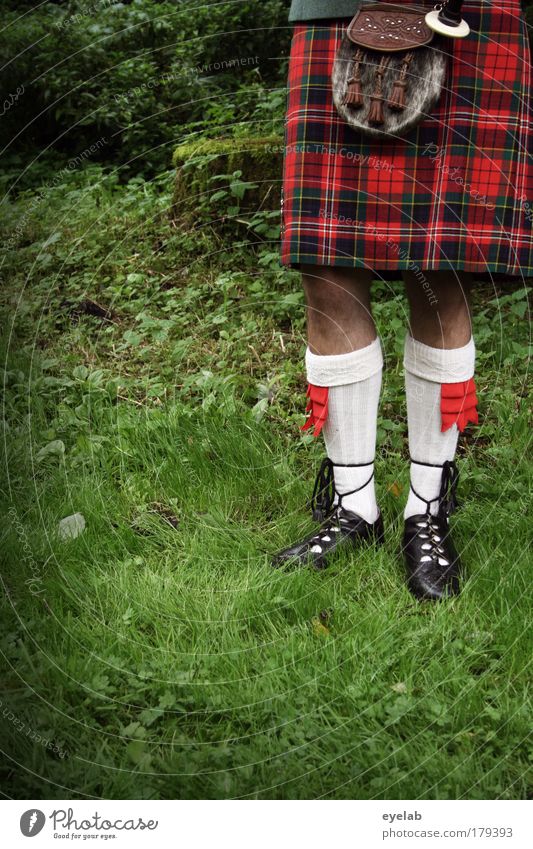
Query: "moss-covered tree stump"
172 136 284 236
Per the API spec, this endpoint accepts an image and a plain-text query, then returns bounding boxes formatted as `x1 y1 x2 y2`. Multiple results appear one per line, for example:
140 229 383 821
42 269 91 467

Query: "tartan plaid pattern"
280 0 533 274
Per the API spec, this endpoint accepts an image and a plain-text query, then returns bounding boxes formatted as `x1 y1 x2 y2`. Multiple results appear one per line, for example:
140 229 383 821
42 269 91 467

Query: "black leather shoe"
402 459 462 601
272 456 384 570
272 506 385 570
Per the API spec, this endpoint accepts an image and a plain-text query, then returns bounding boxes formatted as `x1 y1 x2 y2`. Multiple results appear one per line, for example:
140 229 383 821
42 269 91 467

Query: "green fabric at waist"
288 0 362 21
287 1 434 22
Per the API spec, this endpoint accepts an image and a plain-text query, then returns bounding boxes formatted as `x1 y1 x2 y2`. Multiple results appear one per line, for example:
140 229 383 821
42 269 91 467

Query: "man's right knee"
303 281 371 323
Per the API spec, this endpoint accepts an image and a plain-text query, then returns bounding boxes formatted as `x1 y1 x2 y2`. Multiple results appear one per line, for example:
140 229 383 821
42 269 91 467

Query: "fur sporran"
332 3 448 138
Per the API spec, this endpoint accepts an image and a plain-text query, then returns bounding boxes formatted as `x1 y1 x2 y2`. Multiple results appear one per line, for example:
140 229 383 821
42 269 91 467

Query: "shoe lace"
410 458 460 522
412 514 451 566
409 459 460 567
308 514 344 549
309 456 374 522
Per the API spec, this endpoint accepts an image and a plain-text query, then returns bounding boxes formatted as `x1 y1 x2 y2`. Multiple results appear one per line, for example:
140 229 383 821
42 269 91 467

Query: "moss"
172 135 284 166
172 135 285 228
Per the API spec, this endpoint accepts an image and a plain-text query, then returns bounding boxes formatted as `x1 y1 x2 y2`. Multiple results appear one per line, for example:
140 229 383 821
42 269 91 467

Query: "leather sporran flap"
346 4 435 51
332 3 447 138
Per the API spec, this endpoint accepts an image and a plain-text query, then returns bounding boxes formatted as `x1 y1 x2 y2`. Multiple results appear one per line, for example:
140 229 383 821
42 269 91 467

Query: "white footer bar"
3 799 531 849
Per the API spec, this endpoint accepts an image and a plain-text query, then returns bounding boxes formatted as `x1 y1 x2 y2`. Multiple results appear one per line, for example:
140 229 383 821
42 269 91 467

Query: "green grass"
1 166 531 799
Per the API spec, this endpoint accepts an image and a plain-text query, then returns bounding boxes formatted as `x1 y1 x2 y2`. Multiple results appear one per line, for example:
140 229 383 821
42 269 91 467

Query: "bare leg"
301 264 376 353
402 269 472 347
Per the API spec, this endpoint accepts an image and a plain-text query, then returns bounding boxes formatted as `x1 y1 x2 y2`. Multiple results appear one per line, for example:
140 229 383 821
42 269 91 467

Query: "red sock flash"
301 383 329 437
440 378 478 432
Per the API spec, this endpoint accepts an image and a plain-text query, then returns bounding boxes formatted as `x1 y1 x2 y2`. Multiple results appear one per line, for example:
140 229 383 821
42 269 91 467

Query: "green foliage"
1 0 290 177
172 135 283 240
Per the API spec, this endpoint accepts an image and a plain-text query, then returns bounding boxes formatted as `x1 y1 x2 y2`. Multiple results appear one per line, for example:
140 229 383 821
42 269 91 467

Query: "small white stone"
58 513 86 541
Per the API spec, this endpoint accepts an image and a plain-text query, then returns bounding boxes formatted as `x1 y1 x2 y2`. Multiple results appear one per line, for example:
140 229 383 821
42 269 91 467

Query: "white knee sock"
403 334 477 519
304 336 383 523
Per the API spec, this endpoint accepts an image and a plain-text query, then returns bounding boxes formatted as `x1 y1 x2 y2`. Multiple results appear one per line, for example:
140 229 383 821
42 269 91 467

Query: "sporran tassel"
388 51 414 112
368 55 390 125
344 48 365 107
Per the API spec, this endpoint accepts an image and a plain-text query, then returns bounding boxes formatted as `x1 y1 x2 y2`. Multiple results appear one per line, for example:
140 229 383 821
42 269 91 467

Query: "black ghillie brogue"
271 457 385 570
402 459 462 601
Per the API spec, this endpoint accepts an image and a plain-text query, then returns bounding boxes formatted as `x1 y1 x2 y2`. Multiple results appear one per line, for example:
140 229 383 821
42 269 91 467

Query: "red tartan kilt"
280 0 533 275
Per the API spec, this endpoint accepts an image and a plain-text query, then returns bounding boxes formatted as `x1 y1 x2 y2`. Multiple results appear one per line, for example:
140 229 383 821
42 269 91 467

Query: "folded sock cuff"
403 334 475 383
305 336 383 386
